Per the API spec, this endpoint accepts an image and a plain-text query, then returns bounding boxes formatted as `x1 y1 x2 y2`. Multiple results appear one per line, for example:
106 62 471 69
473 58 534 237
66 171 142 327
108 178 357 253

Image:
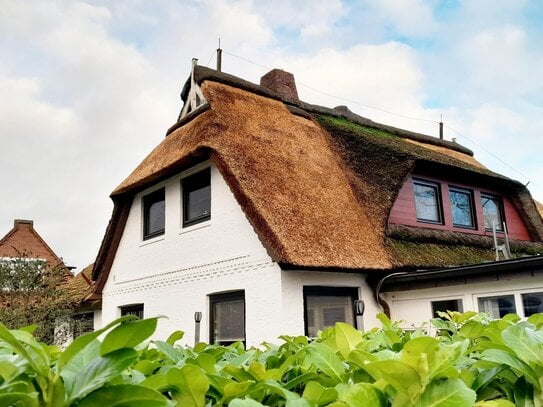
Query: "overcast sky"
1 0 542 271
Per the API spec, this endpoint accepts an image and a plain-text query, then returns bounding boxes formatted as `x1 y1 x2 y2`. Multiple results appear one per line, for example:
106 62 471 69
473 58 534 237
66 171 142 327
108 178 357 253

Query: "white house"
90 62 543 346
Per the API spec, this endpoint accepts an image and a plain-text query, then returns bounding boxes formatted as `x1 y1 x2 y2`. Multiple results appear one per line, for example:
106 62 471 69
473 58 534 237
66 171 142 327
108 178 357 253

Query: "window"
431 299 463 318
143 188 165 240
120 304 144 319
303 287 358 337
481 194 504 231
210 291 245 345
478 295 515 318
413 180 442 224
449 188 475 228
182 168 211 227
72 312 94 338
522 292 543 317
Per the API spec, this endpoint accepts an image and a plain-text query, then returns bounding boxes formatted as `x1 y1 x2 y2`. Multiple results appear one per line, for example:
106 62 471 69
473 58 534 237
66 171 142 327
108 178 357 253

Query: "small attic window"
413 179 443 224
182 168 211 227
481 194 504 231
143 188 165 240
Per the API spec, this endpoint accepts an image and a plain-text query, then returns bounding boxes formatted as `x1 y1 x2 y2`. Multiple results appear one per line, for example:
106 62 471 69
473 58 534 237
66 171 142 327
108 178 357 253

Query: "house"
91 61 543 346
0 219 96 340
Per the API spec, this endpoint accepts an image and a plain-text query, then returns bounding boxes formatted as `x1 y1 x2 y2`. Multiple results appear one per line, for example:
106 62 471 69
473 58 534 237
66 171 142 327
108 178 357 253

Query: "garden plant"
0 311 542 406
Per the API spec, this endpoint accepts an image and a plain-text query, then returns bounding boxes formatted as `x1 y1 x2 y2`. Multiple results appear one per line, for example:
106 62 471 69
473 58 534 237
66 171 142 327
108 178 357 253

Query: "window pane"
450 189 474 227
478 295 515 318
143 189 165 239
183 169 211 227
210 292 245 345
120 304 144 319
431 299 463 318
522 292 543 317
414 182 441 223
306 295 354 337
481 195 503 231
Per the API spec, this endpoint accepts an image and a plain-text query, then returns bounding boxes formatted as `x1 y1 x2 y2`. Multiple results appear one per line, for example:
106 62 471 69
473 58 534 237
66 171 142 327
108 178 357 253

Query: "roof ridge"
179 65 473 156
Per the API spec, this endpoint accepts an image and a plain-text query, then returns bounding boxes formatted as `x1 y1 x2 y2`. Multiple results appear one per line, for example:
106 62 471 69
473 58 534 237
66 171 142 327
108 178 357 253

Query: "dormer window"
481 194 504 231
449 187 475 228
143 188 165 240
182 168 211 227
413 179 442 224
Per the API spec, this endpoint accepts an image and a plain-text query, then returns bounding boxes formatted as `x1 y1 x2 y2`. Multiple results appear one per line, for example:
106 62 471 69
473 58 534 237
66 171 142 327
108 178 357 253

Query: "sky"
1 0 542 271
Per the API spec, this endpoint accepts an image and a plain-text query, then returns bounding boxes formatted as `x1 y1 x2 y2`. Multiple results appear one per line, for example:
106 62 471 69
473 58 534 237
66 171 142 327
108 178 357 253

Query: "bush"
0 312 542 406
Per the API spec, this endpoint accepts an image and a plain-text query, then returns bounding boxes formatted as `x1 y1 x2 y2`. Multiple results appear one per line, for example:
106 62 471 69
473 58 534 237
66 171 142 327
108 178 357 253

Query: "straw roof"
92 65 543 291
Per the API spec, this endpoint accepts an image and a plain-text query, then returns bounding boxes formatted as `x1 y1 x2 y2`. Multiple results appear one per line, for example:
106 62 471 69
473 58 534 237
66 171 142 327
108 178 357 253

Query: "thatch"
112 81 391 271
92 65 543 290
66 264 95 304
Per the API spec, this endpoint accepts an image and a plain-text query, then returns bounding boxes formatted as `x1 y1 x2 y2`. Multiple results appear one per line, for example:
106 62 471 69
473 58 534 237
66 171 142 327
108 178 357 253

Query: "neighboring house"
0 219 96 339
91 62 543 346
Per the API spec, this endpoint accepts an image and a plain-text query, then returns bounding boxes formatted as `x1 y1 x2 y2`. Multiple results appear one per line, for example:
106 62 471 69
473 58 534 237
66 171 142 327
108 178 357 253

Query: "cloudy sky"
1 0 542 270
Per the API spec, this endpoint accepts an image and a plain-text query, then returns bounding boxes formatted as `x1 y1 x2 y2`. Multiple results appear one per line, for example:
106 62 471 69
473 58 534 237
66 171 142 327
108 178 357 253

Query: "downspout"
373 272 409 317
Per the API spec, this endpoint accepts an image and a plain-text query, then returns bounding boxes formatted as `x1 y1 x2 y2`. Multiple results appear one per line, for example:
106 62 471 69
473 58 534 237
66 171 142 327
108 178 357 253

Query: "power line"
220 49 534 188
445 124 533 185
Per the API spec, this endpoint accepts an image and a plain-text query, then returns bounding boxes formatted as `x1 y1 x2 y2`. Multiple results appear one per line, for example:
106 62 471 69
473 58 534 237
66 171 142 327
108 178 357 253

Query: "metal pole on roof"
217 38 222 72
439 114 444 140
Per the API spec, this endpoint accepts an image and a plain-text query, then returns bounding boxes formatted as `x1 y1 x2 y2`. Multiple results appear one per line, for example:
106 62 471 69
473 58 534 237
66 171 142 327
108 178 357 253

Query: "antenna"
439 114 443 140
217 37 222 72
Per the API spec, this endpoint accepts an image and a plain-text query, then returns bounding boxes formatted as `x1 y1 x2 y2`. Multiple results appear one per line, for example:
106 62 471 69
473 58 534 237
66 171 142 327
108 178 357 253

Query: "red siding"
389 175 532 241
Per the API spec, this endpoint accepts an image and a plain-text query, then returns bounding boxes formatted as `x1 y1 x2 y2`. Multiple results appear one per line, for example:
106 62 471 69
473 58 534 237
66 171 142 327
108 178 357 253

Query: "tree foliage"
0 255 74 344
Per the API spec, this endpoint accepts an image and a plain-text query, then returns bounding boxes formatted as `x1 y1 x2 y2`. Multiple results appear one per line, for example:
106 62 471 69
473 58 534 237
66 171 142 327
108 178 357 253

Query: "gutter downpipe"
374 271 410 317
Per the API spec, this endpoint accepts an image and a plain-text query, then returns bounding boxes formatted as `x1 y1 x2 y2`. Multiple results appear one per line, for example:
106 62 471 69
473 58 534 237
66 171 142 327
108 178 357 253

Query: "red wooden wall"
388 175 532 241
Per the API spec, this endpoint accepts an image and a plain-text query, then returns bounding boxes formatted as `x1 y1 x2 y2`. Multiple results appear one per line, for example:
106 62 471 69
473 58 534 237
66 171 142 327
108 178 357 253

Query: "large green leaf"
336 382 386 407
58 315 136 370
501 324 543 367
76 384 170 406
481 349 539 386
305 343 345 383
334 323 363 359
362 360 421 399
0 392 39 407
168 364 209 407
229 399 266 407
419 379 476 406
60 339 101 395
100 318 158 355
513 376 536 407
66 348 139 404
302 381 338 406
0 323 48 376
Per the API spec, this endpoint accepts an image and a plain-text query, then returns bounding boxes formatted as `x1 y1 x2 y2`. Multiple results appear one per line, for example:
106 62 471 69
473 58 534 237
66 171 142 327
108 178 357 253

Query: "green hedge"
0 311 542 406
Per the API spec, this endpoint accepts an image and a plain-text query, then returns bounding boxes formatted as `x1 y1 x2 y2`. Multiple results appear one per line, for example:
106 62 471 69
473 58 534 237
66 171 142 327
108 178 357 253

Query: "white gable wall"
101 161 381 346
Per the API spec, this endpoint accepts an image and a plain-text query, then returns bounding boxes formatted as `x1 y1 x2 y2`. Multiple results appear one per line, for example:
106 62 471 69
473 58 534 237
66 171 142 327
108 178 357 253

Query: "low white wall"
384 276 543 329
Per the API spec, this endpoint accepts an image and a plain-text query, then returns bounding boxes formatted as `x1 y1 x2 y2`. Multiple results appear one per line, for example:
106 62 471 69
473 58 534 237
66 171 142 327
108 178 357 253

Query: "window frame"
181 168 211 228
431 299 464 318
209 291 245 346
303 286 359 337
142 188 166 240
412 179 443 225
120 303 144 319
481 193 505 232
449 186 476 229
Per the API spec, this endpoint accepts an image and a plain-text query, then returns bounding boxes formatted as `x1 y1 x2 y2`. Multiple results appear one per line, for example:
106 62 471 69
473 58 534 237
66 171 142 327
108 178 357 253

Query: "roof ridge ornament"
178 58 207 121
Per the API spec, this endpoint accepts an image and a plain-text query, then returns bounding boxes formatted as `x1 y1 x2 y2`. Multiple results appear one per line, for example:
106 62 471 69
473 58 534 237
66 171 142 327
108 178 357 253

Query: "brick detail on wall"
260 69 299 101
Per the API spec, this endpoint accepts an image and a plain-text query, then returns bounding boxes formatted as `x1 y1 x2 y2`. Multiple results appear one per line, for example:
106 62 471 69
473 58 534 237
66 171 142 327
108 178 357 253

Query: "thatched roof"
66 264 95 305
92 65 543 291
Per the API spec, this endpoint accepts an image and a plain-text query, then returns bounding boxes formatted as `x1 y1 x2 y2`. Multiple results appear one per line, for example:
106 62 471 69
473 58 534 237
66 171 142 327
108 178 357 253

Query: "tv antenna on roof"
217 37 222 72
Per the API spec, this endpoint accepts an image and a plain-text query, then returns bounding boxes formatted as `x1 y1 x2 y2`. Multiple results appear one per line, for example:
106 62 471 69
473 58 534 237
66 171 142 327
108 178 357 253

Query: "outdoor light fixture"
194 311 202 346
354 300 365 316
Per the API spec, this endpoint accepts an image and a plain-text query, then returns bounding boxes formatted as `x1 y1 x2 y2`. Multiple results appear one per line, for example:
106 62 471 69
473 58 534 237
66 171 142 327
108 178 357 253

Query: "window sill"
139 235 165 247
179 221 211 235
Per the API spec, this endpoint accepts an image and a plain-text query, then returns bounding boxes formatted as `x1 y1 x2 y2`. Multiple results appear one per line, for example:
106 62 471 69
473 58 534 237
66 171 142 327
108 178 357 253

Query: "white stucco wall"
101 161 381 346
384 275 543 330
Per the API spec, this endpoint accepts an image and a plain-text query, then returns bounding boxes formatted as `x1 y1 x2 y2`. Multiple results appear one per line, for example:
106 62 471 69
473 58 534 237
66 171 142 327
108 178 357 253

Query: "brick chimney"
260 69 299 101
14 219 33 229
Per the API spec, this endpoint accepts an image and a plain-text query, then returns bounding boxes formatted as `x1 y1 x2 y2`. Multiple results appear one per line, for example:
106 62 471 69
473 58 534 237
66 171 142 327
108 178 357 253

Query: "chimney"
260 69 299 101
14 219 33 229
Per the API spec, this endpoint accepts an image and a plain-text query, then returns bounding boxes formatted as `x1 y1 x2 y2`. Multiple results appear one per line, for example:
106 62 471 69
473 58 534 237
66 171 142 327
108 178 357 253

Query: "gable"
0 220 63 266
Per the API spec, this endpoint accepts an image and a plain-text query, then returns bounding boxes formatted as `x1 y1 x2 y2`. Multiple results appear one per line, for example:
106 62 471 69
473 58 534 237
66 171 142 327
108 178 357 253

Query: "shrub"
0 312 542 406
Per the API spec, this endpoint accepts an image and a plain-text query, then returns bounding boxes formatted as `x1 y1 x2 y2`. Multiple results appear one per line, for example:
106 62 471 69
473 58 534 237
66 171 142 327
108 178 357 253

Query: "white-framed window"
303 286 358 337
181 167 211 228
475 289 543 318
120 304 144 319
209 291 245 345
431 298 464 318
